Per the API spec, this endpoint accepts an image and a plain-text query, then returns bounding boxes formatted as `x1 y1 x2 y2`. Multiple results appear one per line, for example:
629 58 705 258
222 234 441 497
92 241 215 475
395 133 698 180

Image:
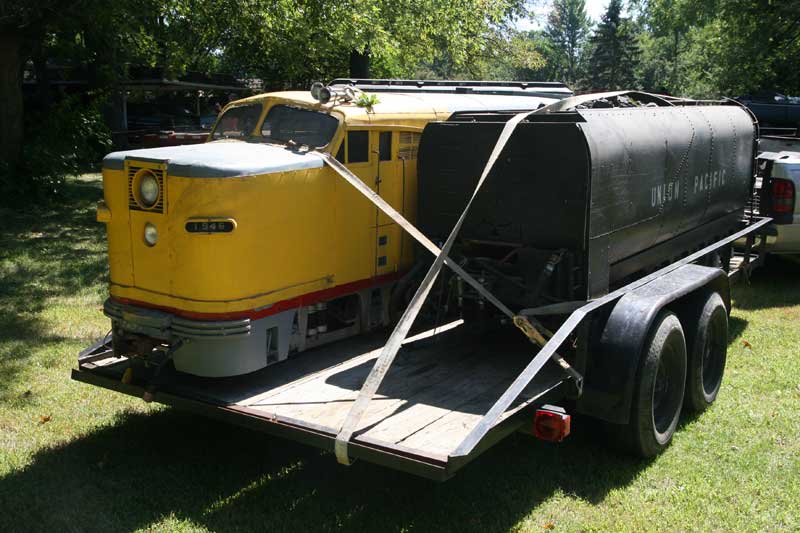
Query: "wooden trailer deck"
73 321 566 479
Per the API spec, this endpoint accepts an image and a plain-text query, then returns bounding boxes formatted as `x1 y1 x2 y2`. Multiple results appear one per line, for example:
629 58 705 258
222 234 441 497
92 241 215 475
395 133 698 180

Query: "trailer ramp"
73 321 566 480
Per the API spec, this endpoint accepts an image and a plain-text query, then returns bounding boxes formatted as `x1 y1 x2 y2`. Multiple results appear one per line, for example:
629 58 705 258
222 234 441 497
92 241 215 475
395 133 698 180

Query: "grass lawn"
0 174 798 532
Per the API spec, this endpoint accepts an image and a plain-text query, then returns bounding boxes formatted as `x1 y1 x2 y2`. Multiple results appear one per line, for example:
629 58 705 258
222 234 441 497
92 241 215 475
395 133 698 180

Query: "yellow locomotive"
98 80 572 376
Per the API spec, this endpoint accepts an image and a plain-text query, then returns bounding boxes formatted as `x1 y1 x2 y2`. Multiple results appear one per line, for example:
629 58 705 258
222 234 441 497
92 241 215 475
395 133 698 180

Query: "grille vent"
128 165 166 213
398 132 421 160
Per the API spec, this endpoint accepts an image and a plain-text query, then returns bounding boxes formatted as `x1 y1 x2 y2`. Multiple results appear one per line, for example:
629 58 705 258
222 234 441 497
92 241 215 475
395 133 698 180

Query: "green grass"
0 174 798 532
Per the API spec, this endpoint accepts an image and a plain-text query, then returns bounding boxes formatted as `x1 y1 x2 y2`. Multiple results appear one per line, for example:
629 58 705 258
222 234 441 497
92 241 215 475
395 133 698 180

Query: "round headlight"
139 174 159 207
318 86 332 104
310 81 324 100
143 223 158 246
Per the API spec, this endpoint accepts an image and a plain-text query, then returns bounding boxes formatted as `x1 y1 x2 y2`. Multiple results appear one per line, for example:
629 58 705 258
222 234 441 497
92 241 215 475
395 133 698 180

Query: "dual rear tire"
684 292 728 413
622 292 728 457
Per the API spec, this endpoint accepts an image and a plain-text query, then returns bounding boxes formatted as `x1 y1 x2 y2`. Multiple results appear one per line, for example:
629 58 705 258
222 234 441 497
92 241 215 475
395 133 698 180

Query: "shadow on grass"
0 406 649 533
727 315 748 345
0 178 106 392
731 255 800 311
0 178 106 306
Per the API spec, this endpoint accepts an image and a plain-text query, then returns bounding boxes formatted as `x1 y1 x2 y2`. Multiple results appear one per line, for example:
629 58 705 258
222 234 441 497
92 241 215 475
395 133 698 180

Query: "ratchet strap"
513 315 583 390
321 108 582 465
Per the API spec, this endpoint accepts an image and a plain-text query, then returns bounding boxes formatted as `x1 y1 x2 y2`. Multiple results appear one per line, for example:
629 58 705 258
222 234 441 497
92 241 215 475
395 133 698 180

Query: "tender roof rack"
446 92 747 124
328 78 574 98
447 109 578 123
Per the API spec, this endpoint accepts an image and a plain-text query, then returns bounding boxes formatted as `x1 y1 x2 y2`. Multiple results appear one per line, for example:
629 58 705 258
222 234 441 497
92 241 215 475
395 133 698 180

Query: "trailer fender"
577 264 729 424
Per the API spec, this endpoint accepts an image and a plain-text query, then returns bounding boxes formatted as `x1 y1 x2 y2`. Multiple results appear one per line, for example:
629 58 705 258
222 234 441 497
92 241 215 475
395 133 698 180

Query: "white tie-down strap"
322 110 536 465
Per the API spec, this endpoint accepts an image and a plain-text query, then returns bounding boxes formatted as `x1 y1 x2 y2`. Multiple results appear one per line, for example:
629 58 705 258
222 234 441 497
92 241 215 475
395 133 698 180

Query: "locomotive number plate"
185 219 236 234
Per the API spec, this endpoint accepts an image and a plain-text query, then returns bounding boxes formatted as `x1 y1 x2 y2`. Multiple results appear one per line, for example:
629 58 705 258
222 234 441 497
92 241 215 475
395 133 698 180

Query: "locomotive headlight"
143 222 158 246
139 174 160 207
310 82 331 104
310 82 324 100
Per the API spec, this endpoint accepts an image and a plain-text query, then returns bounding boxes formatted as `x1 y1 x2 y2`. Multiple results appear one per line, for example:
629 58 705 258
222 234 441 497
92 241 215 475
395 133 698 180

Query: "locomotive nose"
125 161 334 307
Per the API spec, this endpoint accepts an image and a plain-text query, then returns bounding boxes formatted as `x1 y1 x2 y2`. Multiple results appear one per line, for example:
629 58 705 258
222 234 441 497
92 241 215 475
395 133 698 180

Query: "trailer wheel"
389 261 426 324
684 292 728 413
625 310 687 457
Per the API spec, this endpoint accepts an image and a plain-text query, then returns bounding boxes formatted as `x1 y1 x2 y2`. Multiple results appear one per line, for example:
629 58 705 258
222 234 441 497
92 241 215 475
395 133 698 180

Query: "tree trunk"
32 42 50 112
349 46 371 78
672 29 679 91
0 29 24 167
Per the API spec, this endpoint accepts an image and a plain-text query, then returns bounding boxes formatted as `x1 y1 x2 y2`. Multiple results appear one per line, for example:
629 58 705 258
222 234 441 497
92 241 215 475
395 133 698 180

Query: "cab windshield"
211 103 339 148
260 105 339 148
211 104 262 139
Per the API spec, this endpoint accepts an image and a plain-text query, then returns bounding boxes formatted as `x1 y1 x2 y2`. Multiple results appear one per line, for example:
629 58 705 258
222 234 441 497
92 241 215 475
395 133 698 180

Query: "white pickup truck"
754 138 800 255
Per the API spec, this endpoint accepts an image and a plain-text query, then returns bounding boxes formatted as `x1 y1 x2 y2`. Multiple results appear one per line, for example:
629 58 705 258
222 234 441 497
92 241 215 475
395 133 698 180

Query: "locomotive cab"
98 80 572 376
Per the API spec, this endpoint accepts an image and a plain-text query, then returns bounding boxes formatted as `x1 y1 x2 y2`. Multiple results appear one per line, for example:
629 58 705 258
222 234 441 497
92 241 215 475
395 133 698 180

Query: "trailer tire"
624 310 687 458
684 292 728 413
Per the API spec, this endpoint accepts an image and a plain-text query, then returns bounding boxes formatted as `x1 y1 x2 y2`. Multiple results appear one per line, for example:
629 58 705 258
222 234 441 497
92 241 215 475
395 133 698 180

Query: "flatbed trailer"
75 91 776 480
74 322 566 480
73 216 771 480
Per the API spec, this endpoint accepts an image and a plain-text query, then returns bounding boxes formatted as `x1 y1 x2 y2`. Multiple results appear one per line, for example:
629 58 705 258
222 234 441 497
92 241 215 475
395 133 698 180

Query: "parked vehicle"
759 134 800 154
140 131 209 148
126 104 214 148
76 84 771 480
749 147 800 255
737 91 800 128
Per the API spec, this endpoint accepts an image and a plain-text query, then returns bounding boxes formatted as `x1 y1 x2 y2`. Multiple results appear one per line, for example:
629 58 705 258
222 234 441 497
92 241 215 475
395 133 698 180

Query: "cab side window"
335 141 345 163
379 131 392 161
347 131 369 163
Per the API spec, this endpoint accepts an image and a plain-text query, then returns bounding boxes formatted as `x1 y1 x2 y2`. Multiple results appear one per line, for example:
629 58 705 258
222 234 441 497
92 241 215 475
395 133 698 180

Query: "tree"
0 1 51 168
0 1 163 167
1 0 533 199
632 0 800 98
0 25 24 168
633 0 717 95
219 0 529 86
543 0 590 85
586 0 640 90
0 0 241 197
415 26 547 81
683 0 800 97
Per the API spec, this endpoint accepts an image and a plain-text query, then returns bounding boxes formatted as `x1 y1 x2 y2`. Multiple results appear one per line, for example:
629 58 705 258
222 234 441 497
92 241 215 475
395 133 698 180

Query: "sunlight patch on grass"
201 460 306 518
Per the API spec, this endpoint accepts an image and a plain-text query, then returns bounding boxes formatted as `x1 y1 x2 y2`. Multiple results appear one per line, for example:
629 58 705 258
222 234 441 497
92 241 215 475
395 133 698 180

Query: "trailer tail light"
533 405 571 442
771 178 795 214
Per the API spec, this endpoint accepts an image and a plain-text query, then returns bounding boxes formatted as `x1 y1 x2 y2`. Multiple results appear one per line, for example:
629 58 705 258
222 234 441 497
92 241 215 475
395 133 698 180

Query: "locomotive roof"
230 90 568 125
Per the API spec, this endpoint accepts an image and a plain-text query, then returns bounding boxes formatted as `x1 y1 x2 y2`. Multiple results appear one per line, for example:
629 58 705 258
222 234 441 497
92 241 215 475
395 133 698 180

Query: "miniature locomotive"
97 80 571 376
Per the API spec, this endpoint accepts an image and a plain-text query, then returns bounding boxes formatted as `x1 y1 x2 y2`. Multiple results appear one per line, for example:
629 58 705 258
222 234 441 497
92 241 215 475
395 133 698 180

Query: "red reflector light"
771 178 795 214
533 406 571 442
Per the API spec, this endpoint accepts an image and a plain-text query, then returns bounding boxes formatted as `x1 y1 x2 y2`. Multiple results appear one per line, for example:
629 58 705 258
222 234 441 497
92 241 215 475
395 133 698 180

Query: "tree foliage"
519 0 800 98
216 0 529 85
2 0 800 202
1 0 526 200
633 0 800 97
